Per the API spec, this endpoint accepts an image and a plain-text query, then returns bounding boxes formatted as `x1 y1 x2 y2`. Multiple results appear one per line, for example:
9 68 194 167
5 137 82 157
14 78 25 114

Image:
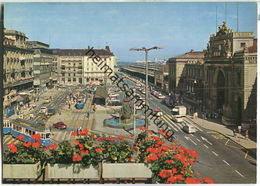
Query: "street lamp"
129 46 164 128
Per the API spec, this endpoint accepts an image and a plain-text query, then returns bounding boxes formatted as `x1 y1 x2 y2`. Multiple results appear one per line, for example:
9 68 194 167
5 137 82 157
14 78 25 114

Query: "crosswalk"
158 114 203 133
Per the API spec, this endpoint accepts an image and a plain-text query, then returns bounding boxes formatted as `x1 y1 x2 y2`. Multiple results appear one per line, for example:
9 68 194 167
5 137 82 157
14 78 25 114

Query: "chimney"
105 46 110 51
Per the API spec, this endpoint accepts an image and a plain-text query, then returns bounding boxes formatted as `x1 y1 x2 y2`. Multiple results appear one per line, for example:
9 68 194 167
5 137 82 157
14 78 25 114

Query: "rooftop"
169 50 205 61
52 47 114 57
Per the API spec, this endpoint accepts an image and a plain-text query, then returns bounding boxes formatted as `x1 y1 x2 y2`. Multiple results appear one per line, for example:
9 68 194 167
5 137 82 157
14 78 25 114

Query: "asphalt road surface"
123 72 256 184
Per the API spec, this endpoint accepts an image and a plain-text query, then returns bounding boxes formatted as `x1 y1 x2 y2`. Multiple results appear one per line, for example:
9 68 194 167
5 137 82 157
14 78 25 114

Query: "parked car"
40 107 48 114
47 109 56 116
43 99 51 104
182 125 197 134
53 122 67 129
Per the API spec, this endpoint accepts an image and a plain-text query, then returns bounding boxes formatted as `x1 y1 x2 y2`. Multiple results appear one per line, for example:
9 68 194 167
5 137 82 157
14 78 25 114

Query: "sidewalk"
187 116 256 153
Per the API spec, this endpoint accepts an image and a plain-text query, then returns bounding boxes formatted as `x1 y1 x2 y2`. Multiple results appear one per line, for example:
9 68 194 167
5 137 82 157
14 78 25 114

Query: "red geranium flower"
146 153 158 162
164 159 174 163
8 142 17 153
185 177 201 184
97 137 104 142
139 126 148 131
80 150 89 155
106 137 116 141
70 131 77 136
78 143 84 150
73 140 80 144
167 174 184 184
202 177 215 184
72 153 82 162
158 169 172 178
117 136 125 140
95 148 103 152
80 129 89 136
148 130 153 135
152 136 160 141
160 145 169 151
172 168 177 175
32 142 41 148
156 140 164 145
186 149 199 160
48 143 58 150
16 134 25 140
31 134 41 142
23 141 32 147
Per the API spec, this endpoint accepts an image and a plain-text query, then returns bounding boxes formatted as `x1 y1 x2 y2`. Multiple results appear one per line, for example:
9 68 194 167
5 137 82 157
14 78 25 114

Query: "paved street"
126 74 256 183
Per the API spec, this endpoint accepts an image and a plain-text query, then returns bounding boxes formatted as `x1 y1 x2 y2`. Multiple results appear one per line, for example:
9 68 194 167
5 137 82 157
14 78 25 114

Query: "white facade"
83 55 117 85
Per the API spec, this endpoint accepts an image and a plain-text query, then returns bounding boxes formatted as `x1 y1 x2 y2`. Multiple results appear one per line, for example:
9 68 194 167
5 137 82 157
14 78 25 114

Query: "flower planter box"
46 164 100 179
3 162 41 179
102 163 152 179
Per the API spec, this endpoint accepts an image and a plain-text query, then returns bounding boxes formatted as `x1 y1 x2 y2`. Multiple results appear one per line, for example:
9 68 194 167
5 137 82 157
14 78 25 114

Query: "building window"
74 73 76 76
62 78 65 82
73 78 76 82
240 43 246 48
68 73 70 76
68 78 71 82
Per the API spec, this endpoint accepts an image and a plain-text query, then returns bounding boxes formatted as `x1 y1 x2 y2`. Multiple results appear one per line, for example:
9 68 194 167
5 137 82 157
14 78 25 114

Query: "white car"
182 125 197 134
158 95 166 99
172 116 183 123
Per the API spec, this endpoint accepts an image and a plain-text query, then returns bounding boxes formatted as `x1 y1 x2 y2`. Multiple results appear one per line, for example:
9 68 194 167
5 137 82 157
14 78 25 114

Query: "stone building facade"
55 49 84 85
83 46 116 85
55 46 116 86
154 64 169 93
3 30 34 95
27 41 53 89
204 22 257 126
168 50 205 96
167 22 257 126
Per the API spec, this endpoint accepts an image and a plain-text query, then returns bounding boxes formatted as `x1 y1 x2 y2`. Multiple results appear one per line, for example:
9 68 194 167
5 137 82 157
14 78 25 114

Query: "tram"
75 95 87 109
3 118 51 146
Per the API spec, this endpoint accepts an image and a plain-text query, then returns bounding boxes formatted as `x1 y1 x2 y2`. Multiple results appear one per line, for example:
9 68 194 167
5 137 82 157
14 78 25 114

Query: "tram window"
46 133 50 139
29 130 32 135
32 131 36 135
42 134 45 139
12 124 16 130
25 129 29 134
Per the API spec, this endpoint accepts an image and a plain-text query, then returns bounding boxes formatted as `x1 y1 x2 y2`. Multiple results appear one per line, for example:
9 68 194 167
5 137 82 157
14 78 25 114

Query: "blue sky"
4 2 257 62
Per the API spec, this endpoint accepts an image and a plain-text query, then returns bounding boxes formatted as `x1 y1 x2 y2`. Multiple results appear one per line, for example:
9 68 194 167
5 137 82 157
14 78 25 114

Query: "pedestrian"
79 127 82 133
245 130 249 140
233 129 237 137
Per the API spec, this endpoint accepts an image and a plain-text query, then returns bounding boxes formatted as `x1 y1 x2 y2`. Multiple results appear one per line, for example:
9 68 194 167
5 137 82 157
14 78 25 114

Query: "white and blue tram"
75 95 87 109
3 118 51 146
